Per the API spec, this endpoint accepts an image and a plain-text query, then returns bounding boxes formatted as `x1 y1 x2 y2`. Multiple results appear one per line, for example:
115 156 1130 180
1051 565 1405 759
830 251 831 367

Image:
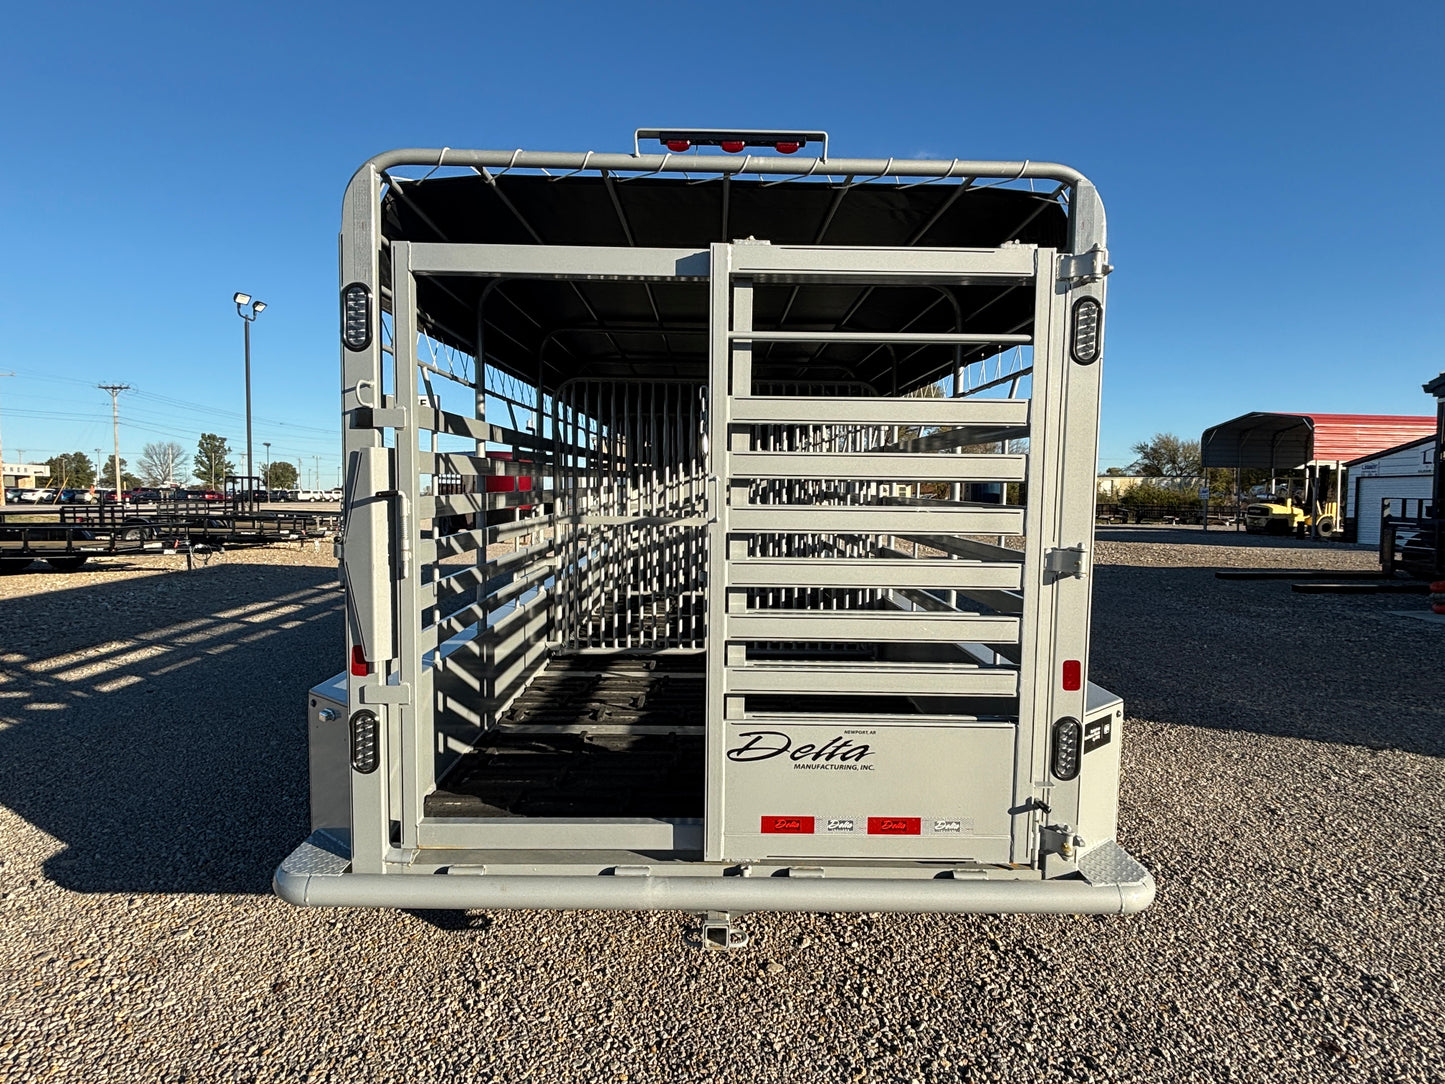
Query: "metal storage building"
1346 436 1437 547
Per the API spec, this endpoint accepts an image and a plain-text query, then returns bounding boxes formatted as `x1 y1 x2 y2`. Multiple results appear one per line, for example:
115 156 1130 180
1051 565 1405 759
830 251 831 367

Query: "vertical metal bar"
343 165 390 875
390 242 427 854
705 243 731 861
1012 249 1067 863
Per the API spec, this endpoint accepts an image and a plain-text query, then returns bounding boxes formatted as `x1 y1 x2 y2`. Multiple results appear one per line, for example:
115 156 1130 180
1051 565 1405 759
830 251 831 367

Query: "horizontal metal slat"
424 492 552 518
730 330 1029 345
728 505 1024 535
727 245 1038 279
726 611 1020 644
900 533 1023 563
729 558 1022 591
729 452 1025 483
730 396 1029 427
413 406 575 458
725 662 1019 697
420 452 545 479
408 241 711 280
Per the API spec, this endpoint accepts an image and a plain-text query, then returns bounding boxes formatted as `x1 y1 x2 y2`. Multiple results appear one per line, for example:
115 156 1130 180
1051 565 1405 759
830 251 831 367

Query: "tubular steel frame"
279 146 1151 917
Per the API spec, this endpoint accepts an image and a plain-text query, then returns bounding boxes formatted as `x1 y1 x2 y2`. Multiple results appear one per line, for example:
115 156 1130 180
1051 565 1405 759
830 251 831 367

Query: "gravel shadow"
1090 562 1445 757
0 561 341 894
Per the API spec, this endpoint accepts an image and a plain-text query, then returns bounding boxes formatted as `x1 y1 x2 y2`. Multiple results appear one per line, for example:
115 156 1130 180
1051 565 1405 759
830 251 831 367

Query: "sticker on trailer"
726 730 876 769
721 722 1017 863
1083 718 1113 754
930 818 975 835
868 817 921 835
760 816 814 834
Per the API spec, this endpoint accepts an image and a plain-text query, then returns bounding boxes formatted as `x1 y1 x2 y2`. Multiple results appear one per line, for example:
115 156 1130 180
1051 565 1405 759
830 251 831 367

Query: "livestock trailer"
274 130 1154 941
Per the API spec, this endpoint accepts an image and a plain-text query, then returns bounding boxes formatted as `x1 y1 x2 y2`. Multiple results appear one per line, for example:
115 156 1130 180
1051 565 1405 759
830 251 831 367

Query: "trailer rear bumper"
273 833 1155 916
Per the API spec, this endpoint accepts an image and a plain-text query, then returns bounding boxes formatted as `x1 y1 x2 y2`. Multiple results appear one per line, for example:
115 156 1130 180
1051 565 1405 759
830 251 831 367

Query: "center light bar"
634 127 829 158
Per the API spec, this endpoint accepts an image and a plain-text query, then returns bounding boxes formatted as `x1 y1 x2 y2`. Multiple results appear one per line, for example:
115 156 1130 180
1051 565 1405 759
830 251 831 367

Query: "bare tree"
138 441 186 486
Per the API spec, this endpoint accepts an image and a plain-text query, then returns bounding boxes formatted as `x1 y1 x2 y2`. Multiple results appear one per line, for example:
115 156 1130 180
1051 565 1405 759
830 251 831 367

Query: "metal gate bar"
554 378 706 651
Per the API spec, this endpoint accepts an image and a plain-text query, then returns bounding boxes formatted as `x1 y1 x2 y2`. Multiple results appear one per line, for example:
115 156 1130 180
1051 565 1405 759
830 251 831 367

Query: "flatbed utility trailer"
0 503 336 572
274 131 1154 938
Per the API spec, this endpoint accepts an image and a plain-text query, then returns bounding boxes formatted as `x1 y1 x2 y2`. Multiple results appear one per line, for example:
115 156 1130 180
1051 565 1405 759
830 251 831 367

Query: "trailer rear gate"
276 140 1153 922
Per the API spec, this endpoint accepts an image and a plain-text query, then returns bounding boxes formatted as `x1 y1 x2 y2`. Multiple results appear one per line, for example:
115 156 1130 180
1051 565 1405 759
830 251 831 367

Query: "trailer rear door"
705 241 1099 864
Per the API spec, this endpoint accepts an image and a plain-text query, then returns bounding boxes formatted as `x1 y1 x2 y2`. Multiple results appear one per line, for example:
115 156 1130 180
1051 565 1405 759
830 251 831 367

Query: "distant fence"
1096 502 1245 526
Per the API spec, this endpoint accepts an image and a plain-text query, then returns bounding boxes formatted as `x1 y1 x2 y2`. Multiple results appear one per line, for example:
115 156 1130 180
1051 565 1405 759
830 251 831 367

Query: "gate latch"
1044 545 1087 580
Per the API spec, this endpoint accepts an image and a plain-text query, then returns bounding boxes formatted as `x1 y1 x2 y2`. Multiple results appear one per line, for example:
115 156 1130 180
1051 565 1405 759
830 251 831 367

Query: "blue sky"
1 1 1440 479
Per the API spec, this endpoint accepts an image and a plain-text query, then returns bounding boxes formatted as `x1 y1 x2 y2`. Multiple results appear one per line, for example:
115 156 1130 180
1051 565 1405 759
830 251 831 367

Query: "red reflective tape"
867 817 921 835
351 644 371 677
760 816 814 834
1062 659 1082 691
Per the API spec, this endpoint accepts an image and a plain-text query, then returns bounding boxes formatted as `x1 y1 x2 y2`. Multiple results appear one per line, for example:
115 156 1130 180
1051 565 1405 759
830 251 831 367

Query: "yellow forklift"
1243 464 1340 538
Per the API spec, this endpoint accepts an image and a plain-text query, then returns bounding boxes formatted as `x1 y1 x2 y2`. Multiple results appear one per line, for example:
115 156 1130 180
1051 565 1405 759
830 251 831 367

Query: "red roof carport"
1201 413 1436 469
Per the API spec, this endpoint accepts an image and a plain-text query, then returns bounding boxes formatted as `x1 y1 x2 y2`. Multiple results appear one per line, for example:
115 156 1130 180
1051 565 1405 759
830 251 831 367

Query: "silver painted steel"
278 140 1143 920
274 831 1154 914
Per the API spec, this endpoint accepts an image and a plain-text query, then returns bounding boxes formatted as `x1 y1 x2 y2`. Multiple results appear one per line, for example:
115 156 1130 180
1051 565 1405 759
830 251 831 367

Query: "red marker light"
1062 659 1082 691
351 644 371 677
720 140 746 153
774 141 802 154
664 139 691 152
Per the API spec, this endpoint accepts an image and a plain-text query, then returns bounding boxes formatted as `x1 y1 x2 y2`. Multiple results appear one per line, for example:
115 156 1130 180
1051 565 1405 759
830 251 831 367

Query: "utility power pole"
98 384 131 499
313 455 320 491
0 371 14 506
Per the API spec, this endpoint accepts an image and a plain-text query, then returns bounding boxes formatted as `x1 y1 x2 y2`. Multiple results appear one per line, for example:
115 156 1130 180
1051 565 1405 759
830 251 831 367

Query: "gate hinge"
1044 545 1087 580
1058 244 1113 285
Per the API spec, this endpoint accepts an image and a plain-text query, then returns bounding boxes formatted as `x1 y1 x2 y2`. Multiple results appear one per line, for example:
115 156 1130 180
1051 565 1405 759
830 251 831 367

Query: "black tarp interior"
380 173 1068 394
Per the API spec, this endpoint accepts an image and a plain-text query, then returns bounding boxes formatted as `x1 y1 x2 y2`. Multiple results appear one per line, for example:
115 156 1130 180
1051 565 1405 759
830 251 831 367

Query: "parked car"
269 489 296 502
59 489 98 504
19 488 58 503
3 487 24 503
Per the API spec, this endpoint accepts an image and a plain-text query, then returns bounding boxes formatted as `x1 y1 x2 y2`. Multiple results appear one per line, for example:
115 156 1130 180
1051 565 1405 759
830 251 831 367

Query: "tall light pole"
233 293 266 500
263 441 271 490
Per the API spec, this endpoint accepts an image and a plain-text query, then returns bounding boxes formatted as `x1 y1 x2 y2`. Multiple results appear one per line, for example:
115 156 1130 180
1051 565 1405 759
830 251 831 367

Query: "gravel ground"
2 528 1443 1083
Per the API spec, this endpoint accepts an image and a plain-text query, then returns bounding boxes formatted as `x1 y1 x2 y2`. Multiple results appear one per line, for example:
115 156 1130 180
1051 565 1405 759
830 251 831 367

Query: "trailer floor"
425 651 926 819
425 654 707 819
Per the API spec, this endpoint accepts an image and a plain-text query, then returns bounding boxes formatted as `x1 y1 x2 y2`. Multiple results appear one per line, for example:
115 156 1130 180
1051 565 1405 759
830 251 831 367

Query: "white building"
1 462 47 489
1345 437 1436 547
